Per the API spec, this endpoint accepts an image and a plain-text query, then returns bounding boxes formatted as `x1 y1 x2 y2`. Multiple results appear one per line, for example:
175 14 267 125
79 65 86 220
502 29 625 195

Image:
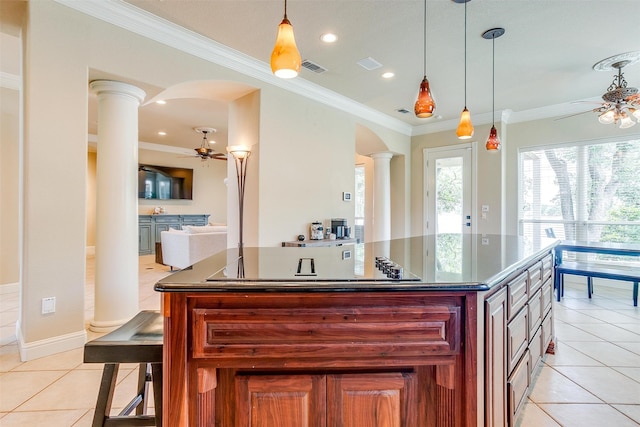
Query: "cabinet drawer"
192 304 461 366
541 277 553 316
508 272 528 320
181 215 208 226
542 311 553 352
507 307 528 373
541 254 553 281
153 216 181 224
529 327 543 375
528 261 543 296
528 289 542 339
508 350 530 427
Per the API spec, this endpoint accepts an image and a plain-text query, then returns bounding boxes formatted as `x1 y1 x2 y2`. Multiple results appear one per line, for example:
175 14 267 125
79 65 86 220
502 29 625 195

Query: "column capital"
90 80 146 104
370 152 393 160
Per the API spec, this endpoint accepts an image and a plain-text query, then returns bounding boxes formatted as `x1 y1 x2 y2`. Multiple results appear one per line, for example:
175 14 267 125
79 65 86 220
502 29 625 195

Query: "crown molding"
53 0 413 136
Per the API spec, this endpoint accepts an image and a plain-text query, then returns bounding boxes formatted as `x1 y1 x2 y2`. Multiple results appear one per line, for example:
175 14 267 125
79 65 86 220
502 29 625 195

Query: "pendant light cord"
492 36 495 126
464 0 467 107
284 0 288 19
423 0 427 76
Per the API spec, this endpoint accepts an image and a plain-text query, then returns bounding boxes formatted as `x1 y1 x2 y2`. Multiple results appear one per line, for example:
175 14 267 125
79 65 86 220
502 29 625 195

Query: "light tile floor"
1 256 639 426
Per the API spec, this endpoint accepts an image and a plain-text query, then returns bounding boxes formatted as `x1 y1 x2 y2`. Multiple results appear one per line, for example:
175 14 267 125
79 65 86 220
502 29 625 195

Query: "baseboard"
16 320 87 361
0 282 19 295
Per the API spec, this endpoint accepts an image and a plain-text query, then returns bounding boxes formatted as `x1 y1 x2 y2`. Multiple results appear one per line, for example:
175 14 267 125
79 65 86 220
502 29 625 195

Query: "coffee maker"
331 218 350 239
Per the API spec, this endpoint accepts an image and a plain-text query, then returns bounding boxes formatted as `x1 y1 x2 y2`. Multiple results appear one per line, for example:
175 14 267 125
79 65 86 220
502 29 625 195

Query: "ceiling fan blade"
571 100 605 105
554 110 594 121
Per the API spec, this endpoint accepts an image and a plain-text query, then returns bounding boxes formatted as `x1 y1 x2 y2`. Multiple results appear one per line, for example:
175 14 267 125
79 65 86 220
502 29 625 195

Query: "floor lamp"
227 145 251 278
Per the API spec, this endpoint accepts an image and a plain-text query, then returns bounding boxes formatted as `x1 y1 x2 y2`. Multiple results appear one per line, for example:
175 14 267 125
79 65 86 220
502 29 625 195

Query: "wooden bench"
84 310 163 427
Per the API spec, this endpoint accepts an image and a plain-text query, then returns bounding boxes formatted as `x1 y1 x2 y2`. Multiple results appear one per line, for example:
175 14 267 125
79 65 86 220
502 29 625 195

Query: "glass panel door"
424 144 474 281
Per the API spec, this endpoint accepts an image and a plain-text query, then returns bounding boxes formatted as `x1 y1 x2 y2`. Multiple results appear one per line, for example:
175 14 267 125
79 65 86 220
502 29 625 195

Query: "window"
519 138 640 249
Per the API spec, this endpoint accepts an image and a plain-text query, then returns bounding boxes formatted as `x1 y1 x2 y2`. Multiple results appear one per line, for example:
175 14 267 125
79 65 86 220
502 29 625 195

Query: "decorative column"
371 152 393 242
89 80 146 331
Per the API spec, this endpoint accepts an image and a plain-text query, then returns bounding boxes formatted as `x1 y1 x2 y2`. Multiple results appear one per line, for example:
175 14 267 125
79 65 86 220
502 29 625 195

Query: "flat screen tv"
138 164 193 200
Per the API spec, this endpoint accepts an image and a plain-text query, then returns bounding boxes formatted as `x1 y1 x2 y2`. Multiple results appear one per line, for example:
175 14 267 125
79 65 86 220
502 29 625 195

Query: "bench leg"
587 277 593 299
634 281 638 307
555 270 562 302
93 363 119 427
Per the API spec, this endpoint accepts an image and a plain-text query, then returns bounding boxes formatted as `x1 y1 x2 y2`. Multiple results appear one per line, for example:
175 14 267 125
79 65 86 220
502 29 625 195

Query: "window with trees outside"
519 137 640 264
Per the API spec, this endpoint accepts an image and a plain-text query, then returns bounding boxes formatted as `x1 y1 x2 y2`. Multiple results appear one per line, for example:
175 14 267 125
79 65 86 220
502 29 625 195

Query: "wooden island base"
163 291 477 427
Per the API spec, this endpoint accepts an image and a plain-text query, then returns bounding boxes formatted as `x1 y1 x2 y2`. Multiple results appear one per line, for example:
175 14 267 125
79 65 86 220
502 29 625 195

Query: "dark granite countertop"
154 234 557 293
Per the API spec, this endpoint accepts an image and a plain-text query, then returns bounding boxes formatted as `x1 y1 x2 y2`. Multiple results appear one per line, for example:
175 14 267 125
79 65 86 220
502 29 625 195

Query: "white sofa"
160 225 227 270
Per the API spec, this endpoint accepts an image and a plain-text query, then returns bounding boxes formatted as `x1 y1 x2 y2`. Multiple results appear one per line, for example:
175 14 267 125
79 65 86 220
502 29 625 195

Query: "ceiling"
3 1 640 152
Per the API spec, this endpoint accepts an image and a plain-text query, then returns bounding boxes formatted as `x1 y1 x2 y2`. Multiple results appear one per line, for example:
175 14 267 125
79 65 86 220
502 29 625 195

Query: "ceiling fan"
592 58 640 128
564 52 640 128
191 127 226 161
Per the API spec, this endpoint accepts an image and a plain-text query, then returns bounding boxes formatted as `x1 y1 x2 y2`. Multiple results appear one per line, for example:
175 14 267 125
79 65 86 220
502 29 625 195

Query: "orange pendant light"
456 107 474 139
415 0 435 118
415 76 436 118
485 125 500 151
483 27 505 151
456 0 474 139
270 0 301 79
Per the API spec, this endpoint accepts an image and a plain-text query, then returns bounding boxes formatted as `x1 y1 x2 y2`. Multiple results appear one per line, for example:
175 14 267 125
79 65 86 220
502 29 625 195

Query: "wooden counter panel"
193 304 461 365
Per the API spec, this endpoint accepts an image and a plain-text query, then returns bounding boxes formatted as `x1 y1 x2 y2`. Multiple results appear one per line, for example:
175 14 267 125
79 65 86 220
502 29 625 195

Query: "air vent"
357 56 383 71
301 59 328 74
396 108 411 114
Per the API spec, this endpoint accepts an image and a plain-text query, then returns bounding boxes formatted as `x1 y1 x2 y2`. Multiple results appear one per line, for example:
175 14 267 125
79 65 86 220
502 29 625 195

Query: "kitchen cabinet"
234 372 415 427
137 214 209 255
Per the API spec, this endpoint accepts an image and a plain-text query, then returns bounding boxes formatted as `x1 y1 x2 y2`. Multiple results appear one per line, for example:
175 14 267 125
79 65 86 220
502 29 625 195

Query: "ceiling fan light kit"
483 27 505 151
271 0 301 79
193 127 226 161
415 0 436 118
455 0 474 139
592 52 640 129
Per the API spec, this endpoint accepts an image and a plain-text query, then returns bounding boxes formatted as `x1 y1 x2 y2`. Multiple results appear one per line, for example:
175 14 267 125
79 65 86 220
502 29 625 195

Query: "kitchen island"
155 234 556 426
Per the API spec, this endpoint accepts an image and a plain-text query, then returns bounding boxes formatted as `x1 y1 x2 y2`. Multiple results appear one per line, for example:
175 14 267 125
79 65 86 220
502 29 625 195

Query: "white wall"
0 87 19 286
258 85 356 246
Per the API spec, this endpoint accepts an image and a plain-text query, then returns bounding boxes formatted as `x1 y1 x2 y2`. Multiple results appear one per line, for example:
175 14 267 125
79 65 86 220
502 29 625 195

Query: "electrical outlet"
42 297 56 314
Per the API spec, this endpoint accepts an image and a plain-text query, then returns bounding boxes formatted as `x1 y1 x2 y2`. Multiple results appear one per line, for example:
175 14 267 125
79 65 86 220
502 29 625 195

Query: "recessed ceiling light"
157 131 167 136
156 100 166 105
382 72 395 79
320 33 338 43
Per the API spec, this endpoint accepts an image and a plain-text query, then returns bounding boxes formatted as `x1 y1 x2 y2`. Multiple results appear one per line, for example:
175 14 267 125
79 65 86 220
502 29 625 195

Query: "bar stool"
84 311 163 427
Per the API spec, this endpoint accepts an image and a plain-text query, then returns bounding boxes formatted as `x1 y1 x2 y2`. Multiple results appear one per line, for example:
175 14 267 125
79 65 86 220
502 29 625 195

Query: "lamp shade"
414 76 436 118
227 145 252 160
598 110 616 124
270 18 301 79
456 107 474 139
619 112 636 129
485 125 501 151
